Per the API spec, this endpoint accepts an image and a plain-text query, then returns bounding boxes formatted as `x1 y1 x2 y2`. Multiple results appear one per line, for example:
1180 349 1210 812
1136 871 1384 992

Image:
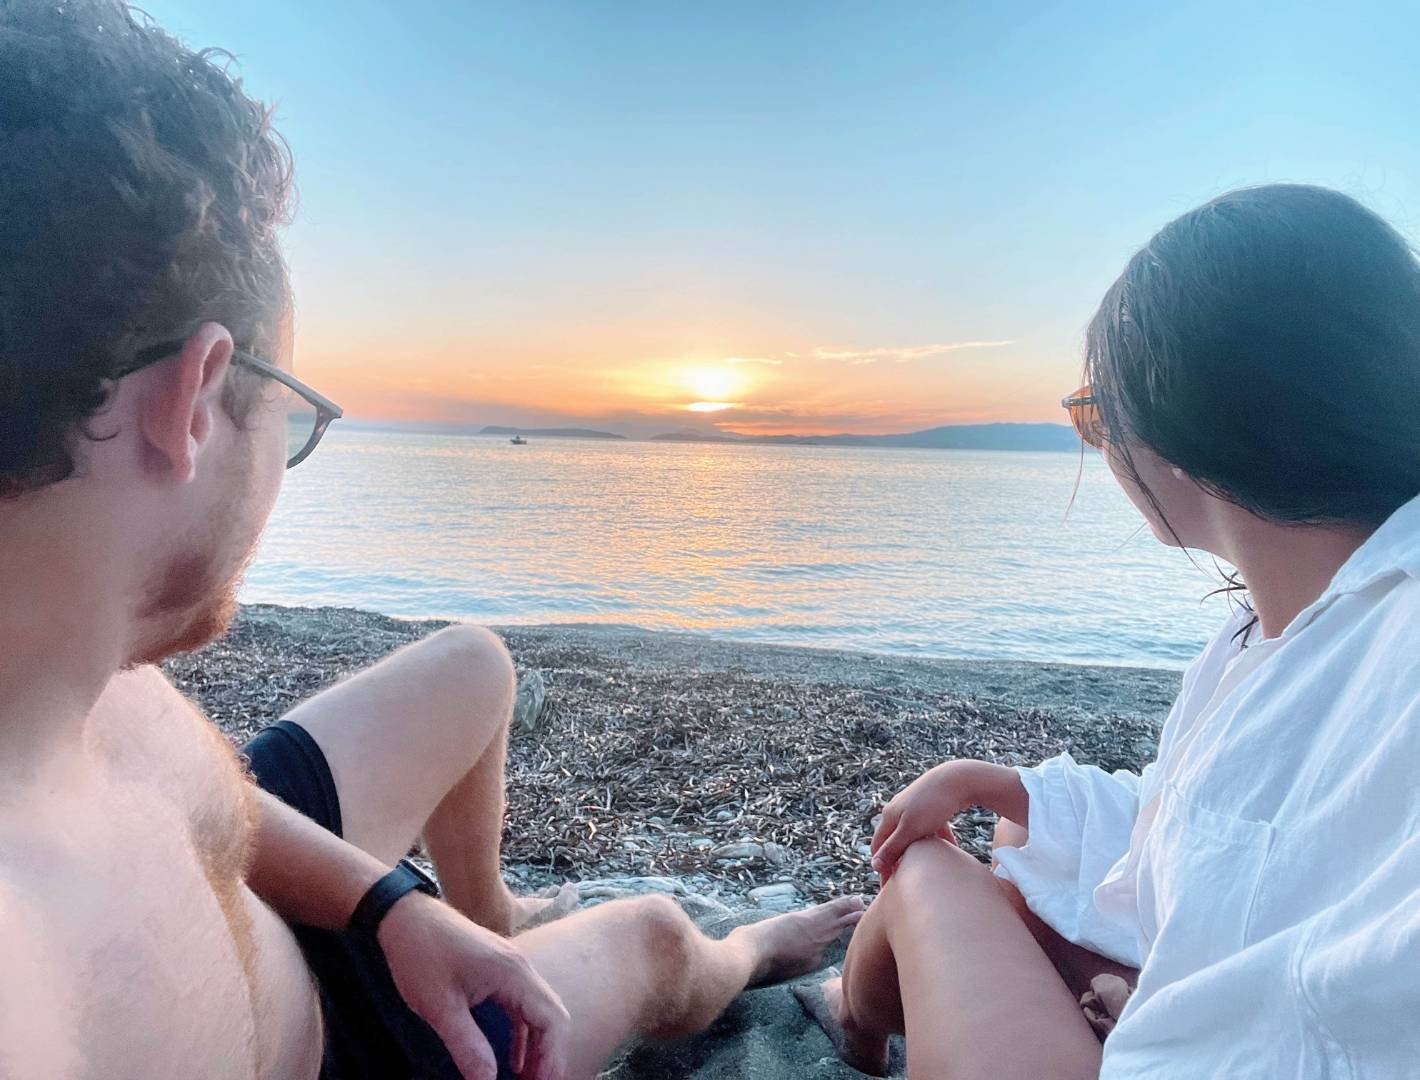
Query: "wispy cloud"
812 340 1014 365
678 398 1006 436
723 356 782 366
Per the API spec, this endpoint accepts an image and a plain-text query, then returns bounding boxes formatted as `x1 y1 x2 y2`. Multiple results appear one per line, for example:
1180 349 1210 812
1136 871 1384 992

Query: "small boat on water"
510 435 528 445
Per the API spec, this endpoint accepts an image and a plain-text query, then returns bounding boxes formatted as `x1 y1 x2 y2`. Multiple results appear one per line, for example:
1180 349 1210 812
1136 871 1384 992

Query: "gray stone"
763 841 789 867
578 875 688 900
712 842 764 862
514 670 549 733
747 883 800 911
678 892 738 925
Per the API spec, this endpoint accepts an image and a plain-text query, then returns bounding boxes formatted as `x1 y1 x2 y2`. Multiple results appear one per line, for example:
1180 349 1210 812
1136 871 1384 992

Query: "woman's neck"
1217 513 1372 639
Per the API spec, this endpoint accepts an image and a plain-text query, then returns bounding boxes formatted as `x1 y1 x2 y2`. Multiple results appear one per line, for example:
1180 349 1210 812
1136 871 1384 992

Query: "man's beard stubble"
129 459 262 667
131 547 251 666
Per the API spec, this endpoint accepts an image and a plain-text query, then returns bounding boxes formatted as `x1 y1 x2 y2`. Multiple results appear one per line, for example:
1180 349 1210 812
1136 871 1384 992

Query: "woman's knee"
885 836 983 900
992 815 1028 854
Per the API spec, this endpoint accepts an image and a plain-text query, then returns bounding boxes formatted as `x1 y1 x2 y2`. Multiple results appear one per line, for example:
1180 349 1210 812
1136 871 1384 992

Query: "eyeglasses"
1062 384 1105 448
123 340 343 469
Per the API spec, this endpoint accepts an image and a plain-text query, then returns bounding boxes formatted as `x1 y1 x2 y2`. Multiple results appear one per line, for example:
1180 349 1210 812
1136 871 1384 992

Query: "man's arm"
245 786 387 928
246 785 570 1080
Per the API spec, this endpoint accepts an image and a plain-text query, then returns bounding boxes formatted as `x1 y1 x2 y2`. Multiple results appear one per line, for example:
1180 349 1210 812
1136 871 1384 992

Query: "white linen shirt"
993 493 1420 1079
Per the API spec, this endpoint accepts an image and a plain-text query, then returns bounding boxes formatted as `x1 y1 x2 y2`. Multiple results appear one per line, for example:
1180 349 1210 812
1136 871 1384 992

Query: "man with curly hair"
0 3 864 1077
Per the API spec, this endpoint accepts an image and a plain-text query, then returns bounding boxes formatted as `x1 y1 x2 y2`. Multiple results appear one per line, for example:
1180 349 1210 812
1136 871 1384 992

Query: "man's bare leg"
281 624 561 934
796 838 1101 1080
516 893 866 1079
278 622 871 1075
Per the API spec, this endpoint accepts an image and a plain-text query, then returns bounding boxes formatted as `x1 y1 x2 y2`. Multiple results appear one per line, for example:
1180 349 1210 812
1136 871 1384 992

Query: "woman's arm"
870 759 1029 878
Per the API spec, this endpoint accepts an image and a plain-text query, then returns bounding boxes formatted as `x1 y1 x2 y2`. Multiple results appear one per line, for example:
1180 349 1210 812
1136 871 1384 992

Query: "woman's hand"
378 891 571 1080
870 762 971 880
870 759 1029 881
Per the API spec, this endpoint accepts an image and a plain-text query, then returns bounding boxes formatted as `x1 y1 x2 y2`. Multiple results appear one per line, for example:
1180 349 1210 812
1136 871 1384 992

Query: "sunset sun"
684 365 744 403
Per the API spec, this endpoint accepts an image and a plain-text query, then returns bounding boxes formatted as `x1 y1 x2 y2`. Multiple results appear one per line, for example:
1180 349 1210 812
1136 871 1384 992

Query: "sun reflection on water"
243 427 1228 668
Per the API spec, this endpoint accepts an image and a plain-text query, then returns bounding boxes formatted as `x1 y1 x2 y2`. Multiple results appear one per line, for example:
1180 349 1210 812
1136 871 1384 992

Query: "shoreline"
169 603 1179 904
360 611 1192 677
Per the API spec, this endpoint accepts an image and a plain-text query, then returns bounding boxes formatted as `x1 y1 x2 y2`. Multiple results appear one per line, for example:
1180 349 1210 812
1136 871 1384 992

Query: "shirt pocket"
1136 780 1275 982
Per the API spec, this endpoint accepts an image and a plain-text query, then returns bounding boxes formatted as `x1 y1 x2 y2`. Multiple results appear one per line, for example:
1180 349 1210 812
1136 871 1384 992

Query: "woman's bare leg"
800 838 1102 1080
993 817 1138 998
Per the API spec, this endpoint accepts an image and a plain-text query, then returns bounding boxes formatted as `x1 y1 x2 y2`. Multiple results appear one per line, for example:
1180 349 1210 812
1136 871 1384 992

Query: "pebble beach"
166 603 1181 1078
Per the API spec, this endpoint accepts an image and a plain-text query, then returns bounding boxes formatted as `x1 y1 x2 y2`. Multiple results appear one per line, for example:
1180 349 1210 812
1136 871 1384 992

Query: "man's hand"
378 892 570 1080
870 759 1029 881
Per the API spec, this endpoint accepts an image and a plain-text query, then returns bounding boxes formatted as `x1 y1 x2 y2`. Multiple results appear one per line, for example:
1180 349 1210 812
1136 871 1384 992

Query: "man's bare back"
0 668 321 1080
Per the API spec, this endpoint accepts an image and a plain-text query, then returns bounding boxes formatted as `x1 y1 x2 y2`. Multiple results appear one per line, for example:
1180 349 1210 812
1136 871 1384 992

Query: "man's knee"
634 894 695 964
419 624 516 707
625 895 705 1037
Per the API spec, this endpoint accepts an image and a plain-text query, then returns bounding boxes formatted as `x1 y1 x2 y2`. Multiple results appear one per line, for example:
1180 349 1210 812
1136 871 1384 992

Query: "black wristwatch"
348 860 440 940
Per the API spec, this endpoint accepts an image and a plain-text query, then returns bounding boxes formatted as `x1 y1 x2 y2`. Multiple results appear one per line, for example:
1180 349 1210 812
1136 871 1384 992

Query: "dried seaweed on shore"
167 605 1168 903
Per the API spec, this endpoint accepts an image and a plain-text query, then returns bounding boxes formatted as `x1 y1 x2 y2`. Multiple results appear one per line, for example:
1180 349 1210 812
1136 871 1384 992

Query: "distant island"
649 422 1079 452
480 426 627 440
365 421 1079 451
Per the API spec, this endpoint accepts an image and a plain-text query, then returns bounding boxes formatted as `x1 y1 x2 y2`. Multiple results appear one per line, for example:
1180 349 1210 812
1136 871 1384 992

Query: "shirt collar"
1327 491 1420 595
1285 491 1420 636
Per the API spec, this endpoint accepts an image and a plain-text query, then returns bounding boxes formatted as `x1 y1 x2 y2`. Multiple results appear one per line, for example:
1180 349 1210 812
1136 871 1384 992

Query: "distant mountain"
480 426 625 440
649 422 1079 452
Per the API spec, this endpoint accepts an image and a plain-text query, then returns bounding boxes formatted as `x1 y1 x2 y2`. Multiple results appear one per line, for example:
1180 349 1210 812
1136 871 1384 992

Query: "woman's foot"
794 970 892 1077
510 881 580 933
730 895 867 989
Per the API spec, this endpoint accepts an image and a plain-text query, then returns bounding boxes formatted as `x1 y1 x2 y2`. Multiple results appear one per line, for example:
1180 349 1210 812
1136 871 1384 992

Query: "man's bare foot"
794 970 892 1077
511 882 580 934
730 895 867 989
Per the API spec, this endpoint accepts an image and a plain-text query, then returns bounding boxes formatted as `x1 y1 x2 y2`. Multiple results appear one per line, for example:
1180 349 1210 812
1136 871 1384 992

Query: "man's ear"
136 322 235 483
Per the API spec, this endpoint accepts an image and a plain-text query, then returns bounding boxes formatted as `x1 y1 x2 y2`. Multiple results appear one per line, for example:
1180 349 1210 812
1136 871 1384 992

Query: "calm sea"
241 426 1234 669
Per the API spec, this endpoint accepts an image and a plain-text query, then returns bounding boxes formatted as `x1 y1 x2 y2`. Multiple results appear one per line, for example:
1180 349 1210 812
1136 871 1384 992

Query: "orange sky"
291 322 1072 437
153 0 1420 440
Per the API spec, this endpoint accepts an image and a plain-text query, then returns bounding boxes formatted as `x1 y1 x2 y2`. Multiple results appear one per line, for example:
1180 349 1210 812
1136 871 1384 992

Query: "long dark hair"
1086 185 1420 640
1087 184 1420 538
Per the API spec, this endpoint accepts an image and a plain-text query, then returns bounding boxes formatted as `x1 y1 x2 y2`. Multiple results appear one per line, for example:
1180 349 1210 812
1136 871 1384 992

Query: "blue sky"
143 0 1420 434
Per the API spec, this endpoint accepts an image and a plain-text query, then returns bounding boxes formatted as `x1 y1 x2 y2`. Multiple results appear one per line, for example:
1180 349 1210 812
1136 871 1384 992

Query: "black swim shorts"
243 720 516 1080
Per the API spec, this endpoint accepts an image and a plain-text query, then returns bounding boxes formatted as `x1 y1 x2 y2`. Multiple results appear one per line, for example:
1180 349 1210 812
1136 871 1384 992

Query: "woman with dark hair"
798 184 1420 1078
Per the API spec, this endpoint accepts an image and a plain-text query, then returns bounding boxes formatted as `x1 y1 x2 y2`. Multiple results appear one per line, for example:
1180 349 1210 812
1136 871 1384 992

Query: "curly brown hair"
0 0 295 497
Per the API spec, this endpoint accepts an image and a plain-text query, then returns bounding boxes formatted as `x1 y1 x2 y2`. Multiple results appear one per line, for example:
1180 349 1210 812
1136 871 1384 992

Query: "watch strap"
348 860 440 939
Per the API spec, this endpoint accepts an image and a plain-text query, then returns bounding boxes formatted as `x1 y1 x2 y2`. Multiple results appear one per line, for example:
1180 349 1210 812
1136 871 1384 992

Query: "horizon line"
333 417 1078 441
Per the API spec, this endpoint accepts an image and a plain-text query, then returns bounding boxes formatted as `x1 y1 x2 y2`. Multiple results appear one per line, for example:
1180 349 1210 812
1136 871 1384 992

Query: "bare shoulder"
88 665 250 800
88 664 208 742
84 666 258 899
0 876 83 1079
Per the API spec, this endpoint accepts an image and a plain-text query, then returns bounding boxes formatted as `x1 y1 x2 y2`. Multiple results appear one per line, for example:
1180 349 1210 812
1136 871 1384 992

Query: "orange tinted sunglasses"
1062 385 1105 448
